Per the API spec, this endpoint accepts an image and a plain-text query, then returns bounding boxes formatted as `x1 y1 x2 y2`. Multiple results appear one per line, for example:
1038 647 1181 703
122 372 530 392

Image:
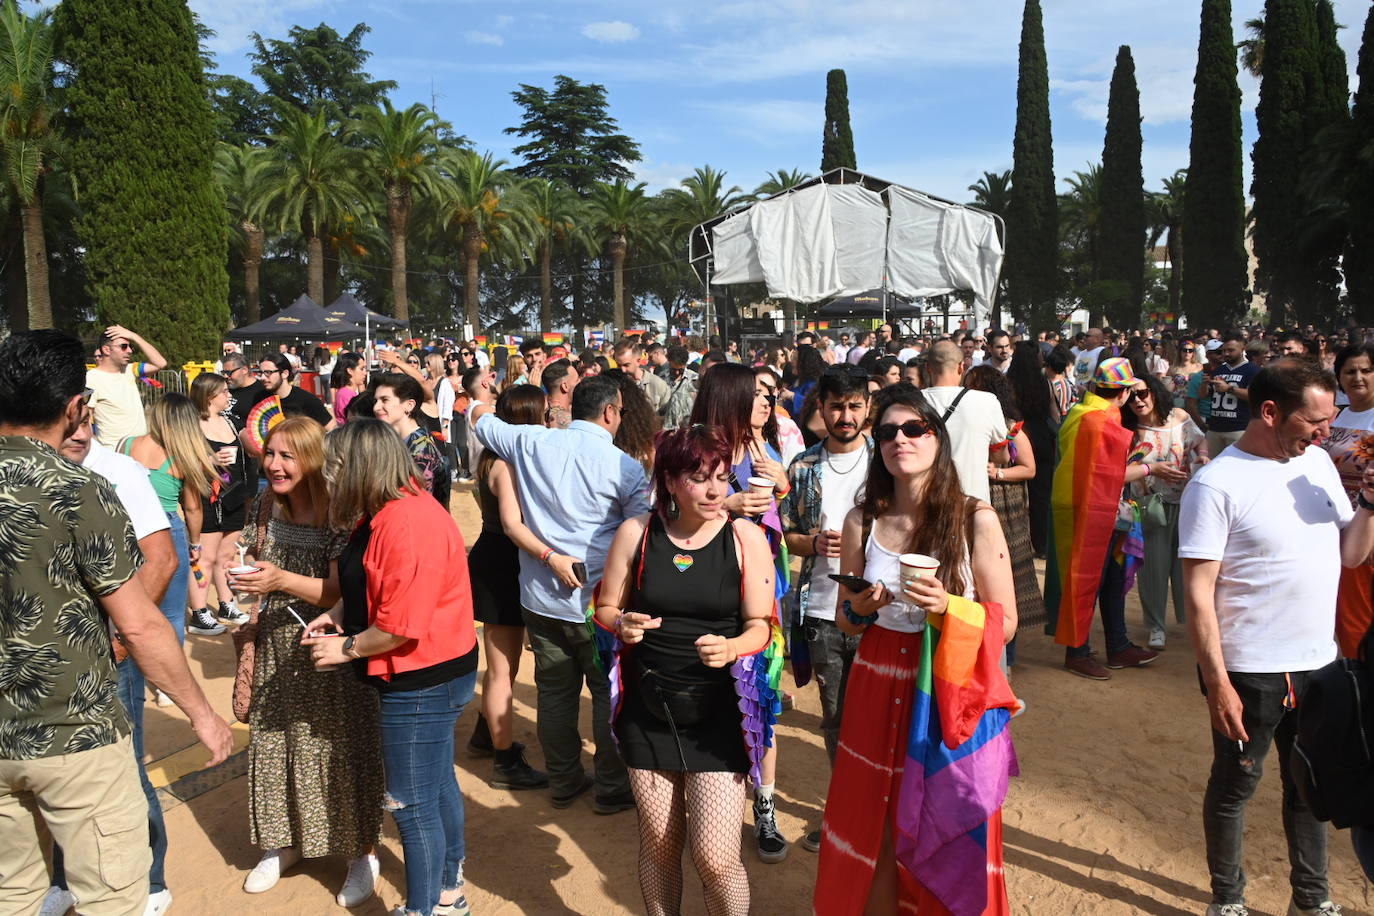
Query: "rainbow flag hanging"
1043 392 1132 647
542 332 565 346
895 597 1019 916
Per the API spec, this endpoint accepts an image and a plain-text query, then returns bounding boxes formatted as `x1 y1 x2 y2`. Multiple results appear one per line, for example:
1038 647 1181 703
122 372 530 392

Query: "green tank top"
119 437 181 513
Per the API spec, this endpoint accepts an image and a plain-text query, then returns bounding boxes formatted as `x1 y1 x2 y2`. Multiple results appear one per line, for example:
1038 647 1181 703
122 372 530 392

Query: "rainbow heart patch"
672 553 693 572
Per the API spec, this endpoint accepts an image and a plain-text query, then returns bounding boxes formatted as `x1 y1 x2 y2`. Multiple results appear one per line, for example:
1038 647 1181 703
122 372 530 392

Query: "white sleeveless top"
864 525 976 634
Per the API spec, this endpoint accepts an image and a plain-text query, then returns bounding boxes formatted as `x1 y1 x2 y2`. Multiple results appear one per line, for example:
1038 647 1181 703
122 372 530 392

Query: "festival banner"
542 332 565 345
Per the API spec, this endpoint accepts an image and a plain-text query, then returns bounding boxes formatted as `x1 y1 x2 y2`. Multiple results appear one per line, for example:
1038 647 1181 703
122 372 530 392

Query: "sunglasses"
407 359 421 365
254 369 281 377
1180 347 1195 353
1129 389 1151 401
874 419 933 442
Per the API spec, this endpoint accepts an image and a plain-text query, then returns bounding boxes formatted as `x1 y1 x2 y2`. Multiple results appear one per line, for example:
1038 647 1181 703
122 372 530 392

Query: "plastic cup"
899 553 940 586
748 476 774 496
222 445 238 463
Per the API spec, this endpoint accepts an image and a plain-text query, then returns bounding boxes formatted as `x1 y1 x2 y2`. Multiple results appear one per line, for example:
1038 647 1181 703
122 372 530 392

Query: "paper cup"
899 553 940 585
228 565 257 577
223 445 238 463
747 476 774 496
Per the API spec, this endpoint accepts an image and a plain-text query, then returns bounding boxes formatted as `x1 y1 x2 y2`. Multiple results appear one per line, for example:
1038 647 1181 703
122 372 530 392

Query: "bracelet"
1143 463 1152 477
540 547 554 566
811 534 819 556
1359 491 1374 512
842 599 878 627
189 543 202 550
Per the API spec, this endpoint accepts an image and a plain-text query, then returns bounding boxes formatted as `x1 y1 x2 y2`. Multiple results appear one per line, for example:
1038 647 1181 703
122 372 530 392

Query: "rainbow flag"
542 332 565 346
1043 392 1132 647
895 597 1018 916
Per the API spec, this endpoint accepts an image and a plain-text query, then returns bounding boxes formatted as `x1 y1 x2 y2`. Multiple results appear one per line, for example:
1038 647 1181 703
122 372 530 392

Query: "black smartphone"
572 561 588 586
828 573 873 592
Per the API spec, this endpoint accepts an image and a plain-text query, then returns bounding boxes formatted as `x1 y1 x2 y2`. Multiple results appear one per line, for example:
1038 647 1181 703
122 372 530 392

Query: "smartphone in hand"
828 573 873 592
571 562 588 587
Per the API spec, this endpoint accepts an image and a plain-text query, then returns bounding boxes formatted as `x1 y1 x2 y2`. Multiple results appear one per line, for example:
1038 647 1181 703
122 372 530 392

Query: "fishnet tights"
627 767 750 916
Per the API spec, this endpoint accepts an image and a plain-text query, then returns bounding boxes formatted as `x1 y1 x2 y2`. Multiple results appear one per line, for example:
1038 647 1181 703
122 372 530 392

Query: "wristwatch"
342 635 361 659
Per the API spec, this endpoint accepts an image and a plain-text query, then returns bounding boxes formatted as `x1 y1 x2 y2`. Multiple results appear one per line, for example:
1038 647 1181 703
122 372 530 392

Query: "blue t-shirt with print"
1205 360 1261 432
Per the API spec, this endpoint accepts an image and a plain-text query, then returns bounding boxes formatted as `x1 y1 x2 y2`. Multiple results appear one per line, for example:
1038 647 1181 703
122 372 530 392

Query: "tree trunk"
3 204 26 333
306 208 325 304
463 225 482 333
243 220 263 323
21 185 51 330
1167 225 1183 318
324 236 342 305
540 238 553 334
609 233 628 333
389 183 409 321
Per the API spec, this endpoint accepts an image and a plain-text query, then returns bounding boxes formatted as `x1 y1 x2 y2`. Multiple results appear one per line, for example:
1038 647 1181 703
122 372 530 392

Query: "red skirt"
813 624 1009 916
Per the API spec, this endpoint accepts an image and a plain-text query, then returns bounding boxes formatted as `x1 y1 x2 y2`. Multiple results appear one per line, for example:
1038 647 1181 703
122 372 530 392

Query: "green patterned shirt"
0 436 142 760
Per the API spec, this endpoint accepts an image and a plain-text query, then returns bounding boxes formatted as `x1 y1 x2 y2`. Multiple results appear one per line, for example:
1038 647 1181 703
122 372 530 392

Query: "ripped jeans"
379 672 477 916
1202 669 1327 908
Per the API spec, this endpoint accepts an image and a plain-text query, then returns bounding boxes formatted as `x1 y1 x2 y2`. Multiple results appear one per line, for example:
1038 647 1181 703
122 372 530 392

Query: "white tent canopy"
692 169 1004 329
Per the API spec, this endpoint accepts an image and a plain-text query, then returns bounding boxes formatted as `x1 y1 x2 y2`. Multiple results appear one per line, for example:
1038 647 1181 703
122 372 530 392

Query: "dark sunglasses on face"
1129 389 1151 401
874 419 933 442
1180 347 1195 353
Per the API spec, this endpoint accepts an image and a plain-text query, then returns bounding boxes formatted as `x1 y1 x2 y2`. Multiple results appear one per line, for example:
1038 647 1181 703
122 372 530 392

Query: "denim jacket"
779 436 872 621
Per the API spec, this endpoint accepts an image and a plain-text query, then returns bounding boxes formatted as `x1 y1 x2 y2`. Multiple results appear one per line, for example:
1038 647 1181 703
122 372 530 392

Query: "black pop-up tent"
324 292 408 331
817 289 921 318
228 294 365 341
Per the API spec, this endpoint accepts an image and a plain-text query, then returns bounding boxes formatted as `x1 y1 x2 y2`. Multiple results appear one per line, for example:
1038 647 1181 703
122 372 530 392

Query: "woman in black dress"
466 384 550 790
595 425 774 916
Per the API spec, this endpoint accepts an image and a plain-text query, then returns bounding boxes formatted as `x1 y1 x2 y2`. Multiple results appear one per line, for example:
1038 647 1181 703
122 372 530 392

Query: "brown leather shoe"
1106 645 1160 669
1064 654 1111 680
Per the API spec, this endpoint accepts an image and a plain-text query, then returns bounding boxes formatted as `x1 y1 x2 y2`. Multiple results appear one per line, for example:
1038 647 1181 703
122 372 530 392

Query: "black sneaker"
593 790 637 815
753 796 789 863
187 607 226 636
216 601 250 627
491 747 550 791
801 827 822 853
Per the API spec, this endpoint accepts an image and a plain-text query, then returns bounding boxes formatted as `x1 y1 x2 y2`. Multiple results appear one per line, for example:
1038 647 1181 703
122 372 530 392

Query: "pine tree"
1251 0 1320 325
1005 0 1058 331
820 69 856 172
58 0 228 363
1345 2 1374 319
1182 0 1249 330
1098 46 1145 329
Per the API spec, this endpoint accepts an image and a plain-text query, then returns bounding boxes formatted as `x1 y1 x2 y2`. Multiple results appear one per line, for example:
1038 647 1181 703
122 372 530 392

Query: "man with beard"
779 364 873 853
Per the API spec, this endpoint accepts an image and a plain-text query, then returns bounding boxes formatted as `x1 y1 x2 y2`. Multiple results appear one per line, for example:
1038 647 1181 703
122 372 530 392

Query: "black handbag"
633 657 733 728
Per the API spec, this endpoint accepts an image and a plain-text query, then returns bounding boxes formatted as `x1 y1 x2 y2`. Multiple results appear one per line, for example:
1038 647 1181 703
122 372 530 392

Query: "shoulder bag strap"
941 387 971 424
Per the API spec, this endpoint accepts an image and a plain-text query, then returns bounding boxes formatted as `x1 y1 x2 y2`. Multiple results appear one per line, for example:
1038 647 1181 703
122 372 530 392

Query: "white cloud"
493 14 514 29
693 99 820 138
582 21 640 43
632 158 698 192
464 30 504 46
188 0 333 56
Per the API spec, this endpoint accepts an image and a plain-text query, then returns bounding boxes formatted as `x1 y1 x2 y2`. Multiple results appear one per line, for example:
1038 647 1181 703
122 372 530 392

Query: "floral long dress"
244 499 384 858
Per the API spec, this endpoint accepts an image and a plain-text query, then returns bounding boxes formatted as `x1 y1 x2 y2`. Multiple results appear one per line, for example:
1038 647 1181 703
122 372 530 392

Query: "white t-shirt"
897 347 919 362
473 349 490 369
918 387 1003 503
86 366 147 447
82 439 170 540
804 442 872 622
1179 445 1353 673
433 377 456 433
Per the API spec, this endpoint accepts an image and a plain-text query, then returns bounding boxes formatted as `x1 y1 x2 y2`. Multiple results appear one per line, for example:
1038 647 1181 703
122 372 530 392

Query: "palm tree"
661 166 749 235
968 170 1013 232
753 167 813 199
350 101 448 321
253 107 368 304
437 150 531 332
1237 15 1265 78
1147 170 1186 316
0 0 59 329
214 143 271 322
523 177 581 333
1059 163 1105 272
587 180 654 332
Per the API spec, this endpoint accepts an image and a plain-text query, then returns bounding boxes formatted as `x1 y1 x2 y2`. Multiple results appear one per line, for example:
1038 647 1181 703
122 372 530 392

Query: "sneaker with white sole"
1288 901 1342 916
243 847 301 894
435 884 473 916
39 886 76 916
216 602 250 628
1205 905 1249 916
752 795 788 863
336 853 378 907
187 607 226 636
1148 627 1166 649
143 888 172 916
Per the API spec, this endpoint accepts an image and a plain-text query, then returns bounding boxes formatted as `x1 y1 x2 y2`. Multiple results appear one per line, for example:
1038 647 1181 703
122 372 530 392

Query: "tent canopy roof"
324 291 409 330
228 294 366 341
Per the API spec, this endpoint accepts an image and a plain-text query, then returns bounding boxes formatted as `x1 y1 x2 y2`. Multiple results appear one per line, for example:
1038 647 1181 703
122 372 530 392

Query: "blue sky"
193 0 1367 204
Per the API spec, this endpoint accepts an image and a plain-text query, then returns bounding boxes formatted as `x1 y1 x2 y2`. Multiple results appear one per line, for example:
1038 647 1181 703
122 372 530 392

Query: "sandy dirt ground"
129 484 1373 916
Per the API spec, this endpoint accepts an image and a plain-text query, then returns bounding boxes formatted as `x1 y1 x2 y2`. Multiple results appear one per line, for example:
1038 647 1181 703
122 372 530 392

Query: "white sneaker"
1288 902 1342 916
39 886 76 916
143 888 172 916
243 847 301 894
1148 627 1166 649
1205 905 1249 916
336 854 379 907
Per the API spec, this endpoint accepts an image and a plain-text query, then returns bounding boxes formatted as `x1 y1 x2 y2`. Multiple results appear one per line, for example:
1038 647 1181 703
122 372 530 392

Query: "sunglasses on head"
874 419 933 442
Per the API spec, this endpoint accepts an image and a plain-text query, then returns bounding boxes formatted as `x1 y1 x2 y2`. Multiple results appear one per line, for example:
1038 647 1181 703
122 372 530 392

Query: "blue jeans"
1066 549 1130 658
161 513 189 643
379 672 476 916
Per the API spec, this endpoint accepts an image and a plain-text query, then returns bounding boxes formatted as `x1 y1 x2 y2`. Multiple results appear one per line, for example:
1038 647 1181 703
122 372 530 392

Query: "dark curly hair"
603 368 661 473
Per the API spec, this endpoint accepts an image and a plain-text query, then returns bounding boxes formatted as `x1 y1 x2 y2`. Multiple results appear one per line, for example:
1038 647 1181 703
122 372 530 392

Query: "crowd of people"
2 314 1374 916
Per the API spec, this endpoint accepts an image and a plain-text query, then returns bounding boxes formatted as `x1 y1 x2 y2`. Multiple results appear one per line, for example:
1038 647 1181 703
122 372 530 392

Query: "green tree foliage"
505 76 641 193
214 143 270 323
1005 0 1059 330
755 168 812 198
523 177 582 333
436 150 531 333
1183 0 1249 330
58 0 228 362
249 23 395 123
1345 3 1374 318
1098 46 1146 329
1147 171 1186 317
1301 0 1350 318
587 180 655 333
820 69 856 172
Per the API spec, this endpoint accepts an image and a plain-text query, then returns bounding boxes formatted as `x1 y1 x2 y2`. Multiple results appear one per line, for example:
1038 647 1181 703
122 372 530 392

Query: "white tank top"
863 524 975 633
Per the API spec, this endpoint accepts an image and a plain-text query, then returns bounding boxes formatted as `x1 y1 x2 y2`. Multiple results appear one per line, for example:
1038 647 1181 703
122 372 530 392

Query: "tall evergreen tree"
820 69 856 172
505 76 641 193
58 0 228 362
1005 0 1058 331
1301 0 1350 319
248 23 395 124
1182 0 1249 330
1251 0 1321 325
1345 2 1374 318
1097 46 1146 329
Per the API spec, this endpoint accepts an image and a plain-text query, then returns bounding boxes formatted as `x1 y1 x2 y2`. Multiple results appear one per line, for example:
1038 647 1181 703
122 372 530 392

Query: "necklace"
824 441 869 476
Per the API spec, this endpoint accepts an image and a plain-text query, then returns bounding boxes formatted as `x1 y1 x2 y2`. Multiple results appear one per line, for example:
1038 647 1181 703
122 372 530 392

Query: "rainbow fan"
245 396 284 452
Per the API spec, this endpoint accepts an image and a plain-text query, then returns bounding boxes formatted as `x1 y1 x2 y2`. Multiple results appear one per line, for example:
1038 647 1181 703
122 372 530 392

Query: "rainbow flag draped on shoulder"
895 597 1019 916
1043 392 1132 647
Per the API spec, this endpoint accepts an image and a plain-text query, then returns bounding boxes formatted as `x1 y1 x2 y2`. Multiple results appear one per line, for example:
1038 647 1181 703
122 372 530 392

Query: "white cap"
1205 339 1223 352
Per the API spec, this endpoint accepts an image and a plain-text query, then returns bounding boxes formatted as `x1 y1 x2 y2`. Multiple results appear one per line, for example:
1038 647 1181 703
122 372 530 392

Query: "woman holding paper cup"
191 372 249 627
814 383 1019 916
224 417 384 906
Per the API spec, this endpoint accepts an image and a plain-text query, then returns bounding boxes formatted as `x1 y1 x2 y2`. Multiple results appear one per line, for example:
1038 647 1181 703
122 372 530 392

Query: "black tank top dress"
467 470 523 627
616 515 748 773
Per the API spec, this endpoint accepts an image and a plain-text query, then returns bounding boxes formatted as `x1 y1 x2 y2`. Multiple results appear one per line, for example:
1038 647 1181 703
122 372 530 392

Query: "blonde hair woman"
224 417 384 907
304 419 479 916
504 353 528 389
190 373 249 627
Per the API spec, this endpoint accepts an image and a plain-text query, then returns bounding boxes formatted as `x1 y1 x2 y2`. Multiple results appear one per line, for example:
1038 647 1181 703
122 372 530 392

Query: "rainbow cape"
1043 392 1132 647
895 597 1019 916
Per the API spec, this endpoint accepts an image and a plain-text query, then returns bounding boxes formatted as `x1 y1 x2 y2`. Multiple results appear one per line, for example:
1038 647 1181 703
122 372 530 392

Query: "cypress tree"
820 69 856 172
1301 0 1350 321
57 0 228 363
1005 0 1058 331
1345 2 1374 319
1098 46 1146 330
1183 0 1249 330
1251 0 1320 326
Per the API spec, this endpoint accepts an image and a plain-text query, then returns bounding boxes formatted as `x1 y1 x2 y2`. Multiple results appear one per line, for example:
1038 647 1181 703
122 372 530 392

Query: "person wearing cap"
1045 356 1160 680
1203 335 1260 459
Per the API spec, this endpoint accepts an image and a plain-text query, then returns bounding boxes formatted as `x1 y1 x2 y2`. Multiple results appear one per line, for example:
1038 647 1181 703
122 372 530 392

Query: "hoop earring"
667 496 679 520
